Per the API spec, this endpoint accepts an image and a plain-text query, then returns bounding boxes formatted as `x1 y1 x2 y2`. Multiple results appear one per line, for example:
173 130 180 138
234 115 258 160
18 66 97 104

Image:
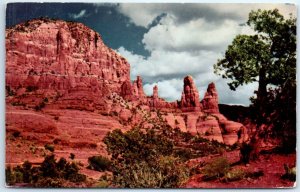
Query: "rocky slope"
6 18 249 169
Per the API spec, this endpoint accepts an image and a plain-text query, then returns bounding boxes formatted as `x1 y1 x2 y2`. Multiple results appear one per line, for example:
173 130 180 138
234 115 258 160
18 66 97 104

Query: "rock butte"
6 18 249 165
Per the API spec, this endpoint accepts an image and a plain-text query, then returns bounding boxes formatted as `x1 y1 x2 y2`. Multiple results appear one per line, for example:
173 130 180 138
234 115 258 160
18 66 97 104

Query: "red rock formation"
132 76 146 98
6 18 130 109
6 18 248 150
180 76 201 112
153 85 159 99
120 80 133 100
202 82 219 113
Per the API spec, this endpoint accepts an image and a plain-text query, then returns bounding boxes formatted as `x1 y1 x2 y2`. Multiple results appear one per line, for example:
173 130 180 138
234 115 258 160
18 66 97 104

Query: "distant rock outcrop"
180 76 201 112
202 82 219 113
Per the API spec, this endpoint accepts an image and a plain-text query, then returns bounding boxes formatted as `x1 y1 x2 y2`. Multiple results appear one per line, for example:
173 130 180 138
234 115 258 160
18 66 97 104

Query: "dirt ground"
184 150 296 188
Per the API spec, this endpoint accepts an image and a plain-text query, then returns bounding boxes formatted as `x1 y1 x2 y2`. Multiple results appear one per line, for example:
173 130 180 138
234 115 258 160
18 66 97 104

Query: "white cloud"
117 3 296 28
216 80 258 105
117 4 161 27
144 79 183 101
69 9 87 19
116 4 295 106
117 46 221 82
143 15 240 52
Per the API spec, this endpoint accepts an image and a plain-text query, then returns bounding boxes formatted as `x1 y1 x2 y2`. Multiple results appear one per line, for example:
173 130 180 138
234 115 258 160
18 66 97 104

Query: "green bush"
44 144 55 152
68 173 86 183
202 157 230 180
26 85 38 92
5 154 86 187
104 128 173 162
173 148 195 162
104 127 189 188
12 130 21 138
112 156 189 188
6 166 18 185
69 153 75 160
33 177 63 188
96 174 112 188
35 101 46 111
88 155 111 172
224 168 246 182
281 164 296 181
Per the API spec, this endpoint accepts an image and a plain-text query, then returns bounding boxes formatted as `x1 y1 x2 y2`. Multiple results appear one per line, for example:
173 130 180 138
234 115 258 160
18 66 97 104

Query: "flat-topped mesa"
180 75 201 112
6 18 131 109
201 82 219 113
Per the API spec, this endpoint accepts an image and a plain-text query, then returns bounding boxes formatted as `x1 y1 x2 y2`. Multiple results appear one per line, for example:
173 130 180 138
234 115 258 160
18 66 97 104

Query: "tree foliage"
214 9 296 93
214 9 296 151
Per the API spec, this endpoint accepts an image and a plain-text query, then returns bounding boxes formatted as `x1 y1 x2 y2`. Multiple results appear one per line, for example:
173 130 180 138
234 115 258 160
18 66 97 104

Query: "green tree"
214 9 296 110
214 9 296 151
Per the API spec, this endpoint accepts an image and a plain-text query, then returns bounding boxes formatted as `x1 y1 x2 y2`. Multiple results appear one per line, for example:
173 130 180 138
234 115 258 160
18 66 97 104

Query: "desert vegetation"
6 154 86 187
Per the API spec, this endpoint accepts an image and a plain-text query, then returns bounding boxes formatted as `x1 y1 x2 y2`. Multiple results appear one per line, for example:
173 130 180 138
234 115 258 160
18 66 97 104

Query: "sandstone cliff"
6 18 130 110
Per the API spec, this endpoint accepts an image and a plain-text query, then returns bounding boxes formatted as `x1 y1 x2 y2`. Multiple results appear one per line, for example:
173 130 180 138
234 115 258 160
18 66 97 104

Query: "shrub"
35 101 46 111
104 128 173 162
43 97 49 103
33 177 63 188
6 154 87 187
202 157 230 180
104 127 190 188
40 155 58 177
6 86 15 96
96 180 110 188
173 148 195 162
69 153 75 160
26 85 38 92
44 144 55 152
89 143 98 148
246 170 264 179
96 174 111 188
5 166 17 185
68 173 86 183
112 156 189 188
224 168 246 182
281 164 296 181
88 156 111 172
12 130 21 138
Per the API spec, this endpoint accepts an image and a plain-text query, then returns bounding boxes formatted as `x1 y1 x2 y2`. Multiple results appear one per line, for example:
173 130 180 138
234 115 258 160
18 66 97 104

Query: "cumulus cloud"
117 3 296 28
143 14 240 52
117 46 220 83
144 79 183 101
116 3 295 106
69 9 87 19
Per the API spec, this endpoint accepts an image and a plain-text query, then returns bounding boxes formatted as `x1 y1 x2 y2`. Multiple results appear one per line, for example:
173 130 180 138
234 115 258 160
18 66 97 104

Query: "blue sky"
6 3 296 105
